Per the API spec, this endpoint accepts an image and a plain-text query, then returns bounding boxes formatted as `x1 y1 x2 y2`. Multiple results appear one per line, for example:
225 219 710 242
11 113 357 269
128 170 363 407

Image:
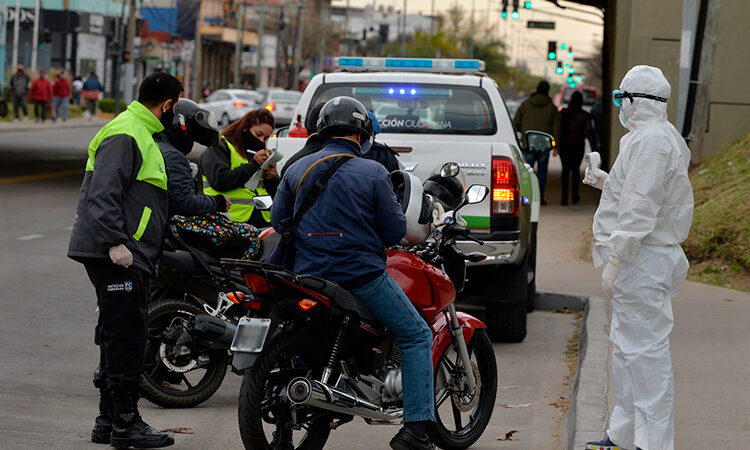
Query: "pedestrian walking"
53 70 71 122
557 91 597 205
9 64 31 122
513 80 561 205
29 70 53 122
82 72 104 119
584 65 694 450
72 75 84 106
67 72 184 449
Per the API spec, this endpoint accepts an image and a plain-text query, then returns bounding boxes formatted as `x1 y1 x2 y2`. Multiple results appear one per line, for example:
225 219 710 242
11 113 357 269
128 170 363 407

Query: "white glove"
601 254 623 300
584 167 608 190
109 244 133 268
189 162 199 178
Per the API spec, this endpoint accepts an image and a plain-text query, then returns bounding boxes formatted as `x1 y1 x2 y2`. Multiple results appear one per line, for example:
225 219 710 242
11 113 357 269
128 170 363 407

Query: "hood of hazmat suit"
593 65 695 450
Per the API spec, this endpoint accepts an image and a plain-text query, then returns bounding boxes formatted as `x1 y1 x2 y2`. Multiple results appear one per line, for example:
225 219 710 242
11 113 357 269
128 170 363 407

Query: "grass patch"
551 310 582 446
684 133 750 292
1 101 85 122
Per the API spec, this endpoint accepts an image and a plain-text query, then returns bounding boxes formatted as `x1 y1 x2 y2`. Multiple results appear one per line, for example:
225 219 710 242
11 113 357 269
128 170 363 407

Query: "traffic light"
569 82 576 88
122 50 131 63
501 0 508 18
576 75 582 82
524 1 531 8
569 67 574 74
39 28 52 49
567 76 573 83
547 41 557 60
560 43 567 50
511 0 519 19
556 62 563 75
567 46 573 59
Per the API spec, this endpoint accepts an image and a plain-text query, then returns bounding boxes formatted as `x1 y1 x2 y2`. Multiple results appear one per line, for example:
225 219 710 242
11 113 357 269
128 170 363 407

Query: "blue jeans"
525 150 550 201
53 96 69 120
352 272 435 422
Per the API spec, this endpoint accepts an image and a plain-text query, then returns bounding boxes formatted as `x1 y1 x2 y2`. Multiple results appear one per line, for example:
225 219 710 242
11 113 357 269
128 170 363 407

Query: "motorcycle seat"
160 249 204 275
297 275 377 322
256 232 281 262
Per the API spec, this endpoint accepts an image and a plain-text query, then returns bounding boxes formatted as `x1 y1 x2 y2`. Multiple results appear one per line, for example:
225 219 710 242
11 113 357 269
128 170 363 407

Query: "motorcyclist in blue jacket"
272 96 435 450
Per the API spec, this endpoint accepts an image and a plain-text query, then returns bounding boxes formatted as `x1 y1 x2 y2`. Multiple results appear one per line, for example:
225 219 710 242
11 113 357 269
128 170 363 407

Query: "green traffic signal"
564 62 570 67
569 67 574 74
567 76 573 83
568 51 573 58
560 43 567 50
511 10 519 19
524 1 531 8
576 75 582 82
569 82 576 88
501 10 508 18
548 52 556 60
556 67 563 75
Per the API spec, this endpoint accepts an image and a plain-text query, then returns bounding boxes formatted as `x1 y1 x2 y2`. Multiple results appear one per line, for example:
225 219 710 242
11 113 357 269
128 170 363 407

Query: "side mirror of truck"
524 130 555 153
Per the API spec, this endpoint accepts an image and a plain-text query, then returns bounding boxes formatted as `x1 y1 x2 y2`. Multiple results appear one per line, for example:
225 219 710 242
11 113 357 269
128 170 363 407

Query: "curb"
534 291 610 450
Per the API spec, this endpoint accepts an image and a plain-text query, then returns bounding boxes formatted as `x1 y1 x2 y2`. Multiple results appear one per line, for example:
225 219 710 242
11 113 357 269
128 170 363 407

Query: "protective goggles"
612 90 668 108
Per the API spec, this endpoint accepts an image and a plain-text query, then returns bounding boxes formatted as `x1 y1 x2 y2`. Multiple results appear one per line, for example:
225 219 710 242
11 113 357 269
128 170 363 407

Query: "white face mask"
619 108 629 128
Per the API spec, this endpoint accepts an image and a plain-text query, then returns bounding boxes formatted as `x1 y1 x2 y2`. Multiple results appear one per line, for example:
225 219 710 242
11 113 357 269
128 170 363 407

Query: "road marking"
17 234 44 241
0 169 84 185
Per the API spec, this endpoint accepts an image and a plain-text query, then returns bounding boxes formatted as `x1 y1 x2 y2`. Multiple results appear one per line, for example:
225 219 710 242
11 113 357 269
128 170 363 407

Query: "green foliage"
99 98 127 114
684 133 750 291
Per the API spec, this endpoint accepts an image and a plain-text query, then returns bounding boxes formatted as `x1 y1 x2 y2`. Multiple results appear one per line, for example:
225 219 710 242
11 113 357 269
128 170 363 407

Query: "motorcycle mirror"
252 195 273 210
440 162 460 178
466 185 489 204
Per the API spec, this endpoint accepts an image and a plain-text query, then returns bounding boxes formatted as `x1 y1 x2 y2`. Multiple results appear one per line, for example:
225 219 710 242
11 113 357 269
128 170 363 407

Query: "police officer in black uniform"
68 73 183 448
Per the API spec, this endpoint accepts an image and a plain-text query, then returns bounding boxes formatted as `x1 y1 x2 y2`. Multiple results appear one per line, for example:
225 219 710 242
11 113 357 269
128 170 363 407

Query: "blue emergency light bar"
335 57 486 73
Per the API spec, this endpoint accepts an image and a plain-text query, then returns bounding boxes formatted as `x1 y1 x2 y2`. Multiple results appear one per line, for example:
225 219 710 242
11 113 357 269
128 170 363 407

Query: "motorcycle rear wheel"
429 329 498 449
141 298 228 408
238 332 331 450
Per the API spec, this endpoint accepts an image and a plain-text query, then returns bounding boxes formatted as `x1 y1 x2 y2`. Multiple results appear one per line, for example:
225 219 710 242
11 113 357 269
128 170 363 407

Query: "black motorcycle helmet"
423 174 465 210
167 98 220 154
317 96 373 142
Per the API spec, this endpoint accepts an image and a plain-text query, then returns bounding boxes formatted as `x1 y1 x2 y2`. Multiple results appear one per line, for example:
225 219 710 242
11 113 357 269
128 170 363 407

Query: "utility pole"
0 4 6 92
12 0 20 69
274 5 284 87
469 0 475 58
430 0 435 35
234 0 245 88
317 2 326 75
344 0 350 56
123 0 137 104
400 0 406 57
192 0 202 100
114 0 127 116
292 0 304 90
31 0 40 73
256 0 265 88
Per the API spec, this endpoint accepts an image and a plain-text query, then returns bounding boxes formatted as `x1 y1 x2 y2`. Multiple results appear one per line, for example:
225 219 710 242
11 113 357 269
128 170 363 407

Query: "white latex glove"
189 162 199 178
109 244 133 268
584 167 608 190
601 254 623 300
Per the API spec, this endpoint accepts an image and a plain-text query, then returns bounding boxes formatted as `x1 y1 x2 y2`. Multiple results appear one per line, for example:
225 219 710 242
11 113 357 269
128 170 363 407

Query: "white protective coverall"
592 65 694 450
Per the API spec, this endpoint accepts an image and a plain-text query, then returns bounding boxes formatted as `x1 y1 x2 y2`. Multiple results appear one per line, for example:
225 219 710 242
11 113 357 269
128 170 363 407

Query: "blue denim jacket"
271 138 406 289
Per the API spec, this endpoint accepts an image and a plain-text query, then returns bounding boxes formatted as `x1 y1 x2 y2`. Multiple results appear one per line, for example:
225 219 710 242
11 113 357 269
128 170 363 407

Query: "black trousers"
84 261 149 390
560 143 585 203
34 100 47 121
13 94 28 119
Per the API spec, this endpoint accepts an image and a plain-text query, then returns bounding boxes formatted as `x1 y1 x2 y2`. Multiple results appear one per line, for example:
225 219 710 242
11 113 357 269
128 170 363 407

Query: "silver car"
202 89 263 126
259 89 302 126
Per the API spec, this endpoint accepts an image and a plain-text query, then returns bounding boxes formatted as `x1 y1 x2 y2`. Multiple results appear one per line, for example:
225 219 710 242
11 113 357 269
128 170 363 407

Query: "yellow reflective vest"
202 137 271 223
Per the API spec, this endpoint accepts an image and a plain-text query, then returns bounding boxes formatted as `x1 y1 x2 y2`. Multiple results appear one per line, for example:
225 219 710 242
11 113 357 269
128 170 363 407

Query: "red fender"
429 312 487 368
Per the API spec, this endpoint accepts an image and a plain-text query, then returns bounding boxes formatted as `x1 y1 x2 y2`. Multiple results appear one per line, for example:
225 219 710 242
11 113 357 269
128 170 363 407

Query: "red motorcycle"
225 183 497 450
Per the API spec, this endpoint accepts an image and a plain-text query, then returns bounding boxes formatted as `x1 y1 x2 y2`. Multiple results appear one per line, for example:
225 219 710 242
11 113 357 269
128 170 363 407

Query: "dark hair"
568 91 583 111
305 102 325 135
138 72 183 108
536 80 550 95
221 108 275 159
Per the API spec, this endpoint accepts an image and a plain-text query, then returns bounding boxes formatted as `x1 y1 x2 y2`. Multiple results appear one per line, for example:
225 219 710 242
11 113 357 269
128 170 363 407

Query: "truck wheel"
526 226 538 313
486 303 527 343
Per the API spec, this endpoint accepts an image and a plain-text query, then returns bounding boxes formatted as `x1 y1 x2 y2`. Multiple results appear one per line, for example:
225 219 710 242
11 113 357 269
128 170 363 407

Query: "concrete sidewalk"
0 116 109 134
539 155 750 448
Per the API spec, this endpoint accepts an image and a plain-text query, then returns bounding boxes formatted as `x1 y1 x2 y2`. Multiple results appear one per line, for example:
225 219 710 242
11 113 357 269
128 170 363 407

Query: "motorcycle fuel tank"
385 250 456 321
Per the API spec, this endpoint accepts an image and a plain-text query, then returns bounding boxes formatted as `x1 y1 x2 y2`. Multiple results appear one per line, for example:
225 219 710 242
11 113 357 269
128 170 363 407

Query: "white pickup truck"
267 57 554 342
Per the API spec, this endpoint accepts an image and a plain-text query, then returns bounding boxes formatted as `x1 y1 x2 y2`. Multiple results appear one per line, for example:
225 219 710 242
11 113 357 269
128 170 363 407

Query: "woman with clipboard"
201 108 280 228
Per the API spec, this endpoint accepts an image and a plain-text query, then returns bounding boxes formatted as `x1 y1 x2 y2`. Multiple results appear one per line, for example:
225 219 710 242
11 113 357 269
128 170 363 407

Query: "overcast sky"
330 0 604 80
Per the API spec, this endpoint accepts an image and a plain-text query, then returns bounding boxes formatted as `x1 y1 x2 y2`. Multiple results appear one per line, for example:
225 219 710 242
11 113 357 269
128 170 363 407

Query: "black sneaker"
390 426 434 450
585 435 624 449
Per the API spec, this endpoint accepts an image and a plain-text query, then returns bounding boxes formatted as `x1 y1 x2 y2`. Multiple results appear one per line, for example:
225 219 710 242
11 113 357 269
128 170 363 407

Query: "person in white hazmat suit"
583 65 694 450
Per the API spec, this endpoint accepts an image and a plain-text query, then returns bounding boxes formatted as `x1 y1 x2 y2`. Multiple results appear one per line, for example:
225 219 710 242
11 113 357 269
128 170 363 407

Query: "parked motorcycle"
226 175 498 450
141 198 279 408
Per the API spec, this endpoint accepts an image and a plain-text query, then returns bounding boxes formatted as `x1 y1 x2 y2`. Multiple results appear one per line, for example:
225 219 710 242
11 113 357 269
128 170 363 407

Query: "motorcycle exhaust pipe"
287 377 402 422
187 314 237 347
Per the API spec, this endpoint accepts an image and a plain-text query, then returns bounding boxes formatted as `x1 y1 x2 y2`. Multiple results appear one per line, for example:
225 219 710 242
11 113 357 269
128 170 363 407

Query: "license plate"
230 317 271 353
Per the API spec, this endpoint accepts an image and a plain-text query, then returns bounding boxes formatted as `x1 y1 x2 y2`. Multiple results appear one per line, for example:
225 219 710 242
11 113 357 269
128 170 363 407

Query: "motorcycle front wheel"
430 329 498 449
141 298 228 408
238 332 332 450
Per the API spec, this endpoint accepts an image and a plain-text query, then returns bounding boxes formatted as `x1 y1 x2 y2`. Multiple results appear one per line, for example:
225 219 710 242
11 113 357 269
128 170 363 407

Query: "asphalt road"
0 126 577 449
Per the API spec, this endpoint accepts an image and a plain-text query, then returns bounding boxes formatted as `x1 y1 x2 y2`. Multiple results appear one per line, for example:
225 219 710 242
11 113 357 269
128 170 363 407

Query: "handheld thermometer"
584 152 601 185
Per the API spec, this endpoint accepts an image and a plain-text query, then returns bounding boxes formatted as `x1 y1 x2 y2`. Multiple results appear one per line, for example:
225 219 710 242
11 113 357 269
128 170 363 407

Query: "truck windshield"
309 83 496 135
